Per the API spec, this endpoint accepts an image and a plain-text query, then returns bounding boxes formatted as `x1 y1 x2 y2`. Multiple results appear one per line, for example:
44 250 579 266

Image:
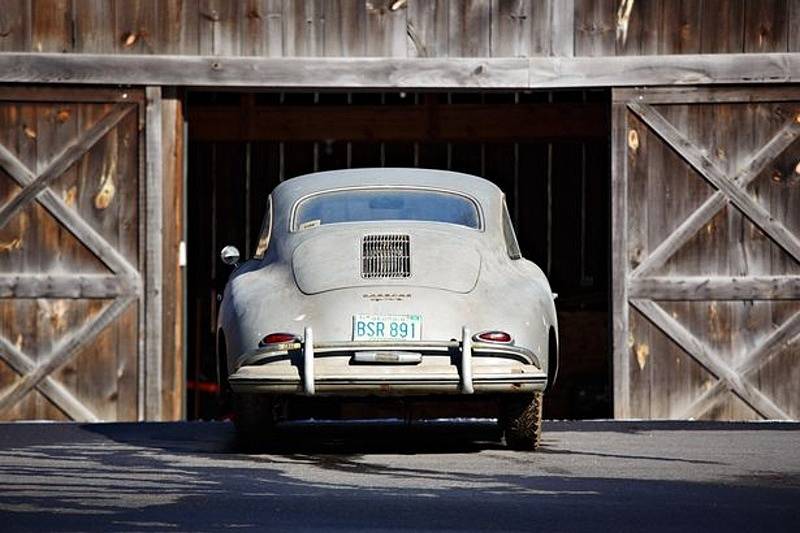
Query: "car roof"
271 168 503 206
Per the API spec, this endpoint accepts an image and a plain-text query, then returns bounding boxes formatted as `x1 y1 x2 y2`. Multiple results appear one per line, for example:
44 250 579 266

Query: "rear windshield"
293 189 481 230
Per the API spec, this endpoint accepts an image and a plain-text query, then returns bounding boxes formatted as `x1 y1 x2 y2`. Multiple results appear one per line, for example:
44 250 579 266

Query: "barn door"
0 87 151 421
612 87 800 421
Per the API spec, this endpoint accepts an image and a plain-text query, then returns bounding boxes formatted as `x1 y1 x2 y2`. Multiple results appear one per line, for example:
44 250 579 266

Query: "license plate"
352 314 422 341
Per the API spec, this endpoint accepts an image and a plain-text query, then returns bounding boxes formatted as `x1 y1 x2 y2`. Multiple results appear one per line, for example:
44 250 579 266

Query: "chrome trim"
303 326 315 395
236 339 541 369
461 326 473 394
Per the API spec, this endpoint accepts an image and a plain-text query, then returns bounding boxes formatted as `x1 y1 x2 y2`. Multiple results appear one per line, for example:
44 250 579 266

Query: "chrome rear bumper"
228 326 546 396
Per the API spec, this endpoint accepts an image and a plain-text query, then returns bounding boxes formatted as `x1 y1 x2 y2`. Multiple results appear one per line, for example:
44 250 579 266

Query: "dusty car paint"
217 168 558 397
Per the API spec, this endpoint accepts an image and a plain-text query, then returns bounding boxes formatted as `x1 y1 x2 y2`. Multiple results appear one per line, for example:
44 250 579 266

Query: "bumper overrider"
228 326 547 396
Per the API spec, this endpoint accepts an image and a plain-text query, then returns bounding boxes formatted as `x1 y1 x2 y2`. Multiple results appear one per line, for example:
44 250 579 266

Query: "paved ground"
0 420 799 532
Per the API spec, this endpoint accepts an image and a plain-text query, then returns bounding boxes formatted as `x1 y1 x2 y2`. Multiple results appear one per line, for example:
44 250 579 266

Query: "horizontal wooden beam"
0 274 140 298
188 103 608 142
0 52 799 88
629 276 800 300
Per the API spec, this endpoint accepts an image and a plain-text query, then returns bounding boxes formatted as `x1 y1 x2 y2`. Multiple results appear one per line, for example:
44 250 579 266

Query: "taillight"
259 332 300 347
473 330 513 344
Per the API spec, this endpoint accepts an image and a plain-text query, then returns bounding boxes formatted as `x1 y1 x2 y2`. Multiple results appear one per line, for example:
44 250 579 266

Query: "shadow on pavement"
0 421 798 532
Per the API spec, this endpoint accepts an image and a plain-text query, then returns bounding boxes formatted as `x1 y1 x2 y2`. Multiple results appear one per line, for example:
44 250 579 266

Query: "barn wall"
1 0 799 58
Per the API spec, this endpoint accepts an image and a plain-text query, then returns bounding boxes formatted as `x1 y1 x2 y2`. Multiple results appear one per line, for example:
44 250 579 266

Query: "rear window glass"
293 189 481 230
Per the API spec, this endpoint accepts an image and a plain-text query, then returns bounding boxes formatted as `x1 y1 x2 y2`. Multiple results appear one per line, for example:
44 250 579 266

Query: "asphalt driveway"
0 420 798 532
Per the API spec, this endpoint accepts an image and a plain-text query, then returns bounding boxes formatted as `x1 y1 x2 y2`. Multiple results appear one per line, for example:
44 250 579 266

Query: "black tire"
500 392 543 451
233 393 275 451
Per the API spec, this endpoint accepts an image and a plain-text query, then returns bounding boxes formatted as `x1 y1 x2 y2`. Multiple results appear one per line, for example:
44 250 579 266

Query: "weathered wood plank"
0 296 135 415
629 276 800 300
366 0 407 57
0 104 133 231
491 0 532 57
2 52 800 88
30 0 71 53
160 0 201 55
614 86 800 103
0 0 30 52
550 0 575 57
323 0 365 57
144 86 163 421
0 111 142 280
628 100 800 278
744 0 789 53
160 89 184 421
73 0 115 53
631 298 791 420
680 309 800 419
630 101 800 266
448 0 491 57
407 0 448 57
611 99 629 418
574 0 615 57
700 0 745 53
114 0 160 54
0 274 138 298
0 334 99 421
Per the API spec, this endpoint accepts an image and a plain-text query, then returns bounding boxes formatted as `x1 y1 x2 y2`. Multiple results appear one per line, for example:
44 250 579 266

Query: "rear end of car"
222 171 555 449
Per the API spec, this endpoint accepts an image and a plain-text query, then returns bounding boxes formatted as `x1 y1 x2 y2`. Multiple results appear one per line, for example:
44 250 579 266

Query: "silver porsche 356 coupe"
217 168 558 450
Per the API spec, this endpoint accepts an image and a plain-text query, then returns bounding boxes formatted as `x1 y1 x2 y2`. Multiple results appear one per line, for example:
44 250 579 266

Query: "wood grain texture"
2 52 800 88
611 100 629 418
0 88 146 422
616 86 800 421
144 86 163 421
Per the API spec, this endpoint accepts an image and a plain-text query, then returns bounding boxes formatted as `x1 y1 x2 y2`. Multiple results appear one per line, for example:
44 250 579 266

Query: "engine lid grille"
361 234 411 279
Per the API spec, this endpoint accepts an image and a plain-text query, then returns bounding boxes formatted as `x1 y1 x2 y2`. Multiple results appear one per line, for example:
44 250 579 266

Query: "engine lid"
292 229 481 294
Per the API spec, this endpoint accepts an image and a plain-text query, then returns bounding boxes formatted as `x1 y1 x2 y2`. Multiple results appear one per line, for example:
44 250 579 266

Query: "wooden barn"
0 0 799 422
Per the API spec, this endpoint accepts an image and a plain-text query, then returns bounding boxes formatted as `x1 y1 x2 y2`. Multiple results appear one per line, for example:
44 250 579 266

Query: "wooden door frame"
611 86 800 419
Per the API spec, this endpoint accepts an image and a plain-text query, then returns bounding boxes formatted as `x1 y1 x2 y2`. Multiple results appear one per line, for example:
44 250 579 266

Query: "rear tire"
233 393 275 451
500 392 543 451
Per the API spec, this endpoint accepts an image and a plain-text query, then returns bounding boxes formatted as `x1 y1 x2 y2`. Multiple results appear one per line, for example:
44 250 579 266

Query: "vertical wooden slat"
491 0 531 57
324 0 366 57
160 89 184 421
30 0 72 53
789 0 800 51
73 0 115 53
198 0 240 56
611 97 629 418
160 0 200 55
239 0 283 57
282 0 324 57
574 0 616 57
700 0 745 53
743 0 789 53
366 0 408 57
144 86 163 420
114 0 159 54
448 0 491 57
407 0 448 57
659 0 702 54
0 0 31 52
550 0 575 57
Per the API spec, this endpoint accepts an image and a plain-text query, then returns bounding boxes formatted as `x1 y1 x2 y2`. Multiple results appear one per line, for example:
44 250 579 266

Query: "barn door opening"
612 87 800 420
186 90 612 420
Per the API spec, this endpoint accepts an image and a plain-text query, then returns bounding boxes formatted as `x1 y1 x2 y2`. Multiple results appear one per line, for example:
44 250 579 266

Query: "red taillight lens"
474 331 513 344
259 332 299 346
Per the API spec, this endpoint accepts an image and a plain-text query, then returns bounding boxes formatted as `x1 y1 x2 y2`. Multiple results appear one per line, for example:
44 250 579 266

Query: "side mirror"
220 245 240 266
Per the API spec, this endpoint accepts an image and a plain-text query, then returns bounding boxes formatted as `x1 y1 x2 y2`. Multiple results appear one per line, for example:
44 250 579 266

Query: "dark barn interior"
185 89 611 420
